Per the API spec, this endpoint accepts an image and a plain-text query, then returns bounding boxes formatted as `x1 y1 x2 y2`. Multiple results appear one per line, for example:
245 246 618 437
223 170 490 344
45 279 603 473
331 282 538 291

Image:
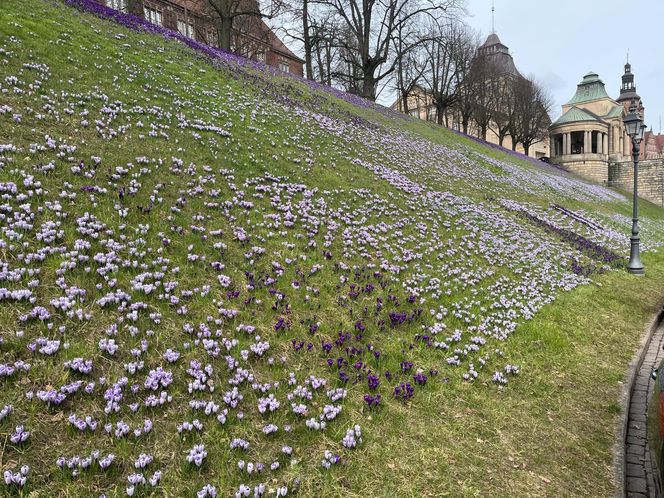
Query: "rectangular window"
279 61 290 73
106 0 127 10
144 6 162 26
256 52 265 62
177 20 194 38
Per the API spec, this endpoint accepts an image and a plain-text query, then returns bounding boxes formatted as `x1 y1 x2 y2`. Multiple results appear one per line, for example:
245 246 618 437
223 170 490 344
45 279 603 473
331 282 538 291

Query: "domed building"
549 71 630 182
549 63 649 182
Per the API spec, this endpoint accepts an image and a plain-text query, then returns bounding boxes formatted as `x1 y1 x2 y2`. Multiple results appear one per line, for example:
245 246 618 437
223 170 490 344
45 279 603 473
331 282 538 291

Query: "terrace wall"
609 159 664 207
557 157 609 184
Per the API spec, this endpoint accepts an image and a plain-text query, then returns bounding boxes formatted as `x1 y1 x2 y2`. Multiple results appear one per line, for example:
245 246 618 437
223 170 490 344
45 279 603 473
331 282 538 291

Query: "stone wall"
557 157 609 183
609 159 664 207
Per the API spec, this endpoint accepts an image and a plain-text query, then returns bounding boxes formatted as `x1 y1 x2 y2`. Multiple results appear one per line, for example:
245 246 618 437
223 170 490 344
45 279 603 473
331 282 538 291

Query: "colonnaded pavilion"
549 64 643 182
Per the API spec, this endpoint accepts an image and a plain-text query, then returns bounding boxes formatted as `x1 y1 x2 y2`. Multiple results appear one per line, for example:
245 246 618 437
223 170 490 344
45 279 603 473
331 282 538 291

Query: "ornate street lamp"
623 100 646 275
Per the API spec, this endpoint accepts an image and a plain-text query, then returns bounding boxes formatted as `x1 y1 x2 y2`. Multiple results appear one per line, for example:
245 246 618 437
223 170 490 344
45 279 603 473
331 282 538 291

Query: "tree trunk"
302 0 313 79
362 76 377 101
523 144 530 156
400 89 410 114
480 125 487 140
498 135 504 147
437 106 444 125
462 119 468 134
325 46 332 86
314 45 324 83
217 16 232 52
512 142 517 151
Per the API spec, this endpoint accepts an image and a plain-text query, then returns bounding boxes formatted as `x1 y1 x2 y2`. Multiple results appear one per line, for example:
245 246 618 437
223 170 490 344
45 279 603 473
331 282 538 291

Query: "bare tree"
510 77 552 156
275 0 325 79
420 21 474 125
206 0 282 51
230 12 274 58
315 0 462 101
333 23 364 94
489 76 516 147
300 0 314 78
449 32 477 133
466 55 500 140
311 18 338 84
393 21 426 115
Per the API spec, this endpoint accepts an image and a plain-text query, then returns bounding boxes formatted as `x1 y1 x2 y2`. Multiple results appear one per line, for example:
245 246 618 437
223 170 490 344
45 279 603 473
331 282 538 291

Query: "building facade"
98 0 304 76
549 63 664 183
390 85 437 121
390 33 550 159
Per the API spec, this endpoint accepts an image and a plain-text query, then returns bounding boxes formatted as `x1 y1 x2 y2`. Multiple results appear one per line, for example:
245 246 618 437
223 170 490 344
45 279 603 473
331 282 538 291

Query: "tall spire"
491 0 495 34
617 58 641 109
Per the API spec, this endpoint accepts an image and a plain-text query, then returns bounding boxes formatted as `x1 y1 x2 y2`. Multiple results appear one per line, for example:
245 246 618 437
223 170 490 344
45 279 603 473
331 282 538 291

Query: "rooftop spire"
491 0 495 34
618 58 640 104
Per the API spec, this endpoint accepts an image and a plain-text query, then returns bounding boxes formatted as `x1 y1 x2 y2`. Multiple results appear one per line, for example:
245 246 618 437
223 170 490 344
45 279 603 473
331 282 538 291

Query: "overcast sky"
376 0 664 130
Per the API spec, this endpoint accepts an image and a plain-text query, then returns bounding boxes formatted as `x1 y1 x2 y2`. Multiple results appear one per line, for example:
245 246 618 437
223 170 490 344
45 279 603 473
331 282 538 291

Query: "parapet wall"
609 159 664 207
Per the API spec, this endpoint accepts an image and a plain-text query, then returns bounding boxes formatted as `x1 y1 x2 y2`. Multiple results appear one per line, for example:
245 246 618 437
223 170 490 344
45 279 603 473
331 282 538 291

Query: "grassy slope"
1 1 663 497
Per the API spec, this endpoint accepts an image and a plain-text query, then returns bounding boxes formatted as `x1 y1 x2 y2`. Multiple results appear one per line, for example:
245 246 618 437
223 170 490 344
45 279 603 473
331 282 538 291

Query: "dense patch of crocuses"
1 0 663 496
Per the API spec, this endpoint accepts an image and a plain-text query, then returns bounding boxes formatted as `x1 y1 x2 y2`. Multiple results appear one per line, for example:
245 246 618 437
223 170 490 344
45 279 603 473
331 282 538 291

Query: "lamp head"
624 100 645 142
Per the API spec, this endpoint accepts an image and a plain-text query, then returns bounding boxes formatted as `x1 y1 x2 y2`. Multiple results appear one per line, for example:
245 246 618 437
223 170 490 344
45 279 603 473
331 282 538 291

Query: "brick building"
101 0 304 76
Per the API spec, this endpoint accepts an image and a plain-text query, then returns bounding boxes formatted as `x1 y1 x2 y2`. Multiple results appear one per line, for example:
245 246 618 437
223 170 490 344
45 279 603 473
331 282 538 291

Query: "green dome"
552 106 601 126
566 72 610 105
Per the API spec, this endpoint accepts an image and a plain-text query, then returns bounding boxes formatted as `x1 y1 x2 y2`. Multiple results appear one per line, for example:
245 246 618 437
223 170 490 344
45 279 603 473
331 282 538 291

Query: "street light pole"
623 100 645 275
627 135 644 275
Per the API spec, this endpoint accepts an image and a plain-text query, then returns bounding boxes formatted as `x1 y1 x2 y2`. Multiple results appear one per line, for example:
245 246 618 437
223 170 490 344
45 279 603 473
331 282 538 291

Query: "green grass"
0 1 663 497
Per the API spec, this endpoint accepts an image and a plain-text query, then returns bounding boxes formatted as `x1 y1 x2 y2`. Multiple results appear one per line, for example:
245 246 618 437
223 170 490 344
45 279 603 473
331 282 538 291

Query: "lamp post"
623 100 646 275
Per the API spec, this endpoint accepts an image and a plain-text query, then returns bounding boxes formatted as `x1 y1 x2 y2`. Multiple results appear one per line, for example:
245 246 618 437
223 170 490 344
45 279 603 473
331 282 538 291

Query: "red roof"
261 22 303 63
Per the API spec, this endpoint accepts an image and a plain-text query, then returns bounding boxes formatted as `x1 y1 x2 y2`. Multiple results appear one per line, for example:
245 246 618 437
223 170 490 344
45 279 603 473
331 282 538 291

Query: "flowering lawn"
1 1 664 496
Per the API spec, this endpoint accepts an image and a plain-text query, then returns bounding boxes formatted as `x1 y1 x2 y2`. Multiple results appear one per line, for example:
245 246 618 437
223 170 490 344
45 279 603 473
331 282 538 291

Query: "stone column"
624 131 630 156
603 133 608 156
583 131 589 154
550 135 555 156
619 133 624 157
567 133 572 155
558 135 562 156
